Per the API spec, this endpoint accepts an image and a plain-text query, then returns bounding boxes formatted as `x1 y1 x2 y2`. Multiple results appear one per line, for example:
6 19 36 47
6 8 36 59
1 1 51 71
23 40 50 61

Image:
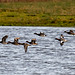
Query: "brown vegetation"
0 0 74 26
0 0 48 2
0 0 74 2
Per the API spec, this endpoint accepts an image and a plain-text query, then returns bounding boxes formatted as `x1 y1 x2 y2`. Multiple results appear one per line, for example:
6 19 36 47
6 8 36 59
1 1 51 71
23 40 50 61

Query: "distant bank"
0 0 75 27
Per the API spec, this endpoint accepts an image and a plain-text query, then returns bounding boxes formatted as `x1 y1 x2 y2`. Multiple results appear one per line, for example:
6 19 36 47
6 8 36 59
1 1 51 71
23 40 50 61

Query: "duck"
55 34 65 41
34 32 46 37
0 35 8 44
8 37 20 45
55 34 67 46
26 38 38 45
64 30 75 35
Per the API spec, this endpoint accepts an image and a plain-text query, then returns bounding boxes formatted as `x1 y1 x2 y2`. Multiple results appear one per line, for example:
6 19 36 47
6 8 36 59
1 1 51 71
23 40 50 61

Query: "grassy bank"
0 1 75 26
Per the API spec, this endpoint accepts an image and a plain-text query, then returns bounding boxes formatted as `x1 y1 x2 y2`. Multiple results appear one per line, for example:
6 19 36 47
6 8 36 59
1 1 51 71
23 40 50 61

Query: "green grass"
0 0 75 26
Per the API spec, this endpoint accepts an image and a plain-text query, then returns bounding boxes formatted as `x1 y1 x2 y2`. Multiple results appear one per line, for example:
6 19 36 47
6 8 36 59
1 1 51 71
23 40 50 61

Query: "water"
0 26 75 75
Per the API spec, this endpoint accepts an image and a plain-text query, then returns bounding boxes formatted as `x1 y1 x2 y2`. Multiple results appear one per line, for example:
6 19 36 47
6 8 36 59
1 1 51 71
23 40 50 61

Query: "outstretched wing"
2 35 8 42
55 38 61 41
24 43 28 53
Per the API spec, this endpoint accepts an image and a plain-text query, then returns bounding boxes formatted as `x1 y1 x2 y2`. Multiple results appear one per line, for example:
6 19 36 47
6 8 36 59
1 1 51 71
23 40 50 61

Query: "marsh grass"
0 0 75 26
0 0 75 15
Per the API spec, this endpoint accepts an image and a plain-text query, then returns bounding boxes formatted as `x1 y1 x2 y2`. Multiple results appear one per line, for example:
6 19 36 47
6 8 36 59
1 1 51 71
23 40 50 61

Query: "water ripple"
0 26 75 75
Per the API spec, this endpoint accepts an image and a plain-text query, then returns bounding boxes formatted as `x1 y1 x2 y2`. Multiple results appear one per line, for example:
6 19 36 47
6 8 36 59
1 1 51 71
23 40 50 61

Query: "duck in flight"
34 32 46 37
26 38 38 45
64 30 75 35
55 34 67 46
0 35 8 44
0 35 32 53
8 37 20 45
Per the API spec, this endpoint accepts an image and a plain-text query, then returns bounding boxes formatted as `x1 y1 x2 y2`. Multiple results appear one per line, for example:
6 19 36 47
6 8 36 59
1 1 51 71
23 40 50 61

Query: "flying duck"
55 34 67 46
64 30 75 35
8 37 20 45
0 35 8 44
26 38 38 45
34 32 46 37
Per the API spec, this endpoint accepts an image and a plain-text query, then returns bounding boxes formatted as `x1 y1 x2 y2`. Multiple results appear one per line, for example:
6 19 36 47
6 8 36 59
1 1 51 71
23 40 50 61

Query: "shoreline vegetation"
0 0 75 27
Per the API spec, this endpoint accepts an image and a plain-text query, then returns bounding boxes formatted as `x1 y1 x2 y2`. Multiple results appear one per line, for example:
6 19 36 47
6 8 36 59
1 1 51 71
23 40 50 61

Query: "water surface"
0 26 75 75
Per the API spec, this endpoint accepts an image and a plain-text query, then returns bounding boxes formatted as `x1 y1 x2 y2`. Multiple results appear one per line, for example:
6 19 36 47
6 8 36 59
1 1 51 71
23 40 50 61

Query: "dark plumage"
26 39 38 45
55 34 67 46
34 32 46 37
8 37 20 45
55 38 61 41
0 35 8 44
64 30 75 35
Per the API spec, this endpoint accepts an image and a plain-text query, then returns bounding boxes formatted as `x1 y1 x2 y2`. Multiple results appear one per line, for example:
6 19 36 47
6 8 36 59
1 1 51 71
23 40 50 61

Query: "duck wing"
55 38 61 41
24 43 29 53
2 35 8 43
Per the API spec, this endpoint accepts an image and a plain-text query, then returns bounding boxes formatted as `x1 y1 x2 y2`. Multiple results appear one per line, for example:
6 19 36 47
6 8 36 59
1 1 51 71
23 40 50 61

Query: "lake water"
0 26 75 75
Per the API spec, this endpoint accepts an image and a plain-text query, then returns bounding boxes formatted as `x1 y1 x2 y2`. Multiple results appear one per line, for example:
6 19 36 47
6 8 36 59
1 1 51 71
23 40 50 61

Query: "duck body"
64 30 75 35
55 38 67 42
34 32 46 37
8 41 20 45
8 37 20 45
55 34 67 46
26 39 38 45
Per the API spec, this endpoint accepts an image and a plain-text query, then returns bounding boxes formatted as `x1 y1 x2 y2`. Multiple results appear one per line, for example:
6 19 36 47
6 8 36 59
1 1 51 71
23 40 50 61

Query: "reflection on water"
0 26 75 75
